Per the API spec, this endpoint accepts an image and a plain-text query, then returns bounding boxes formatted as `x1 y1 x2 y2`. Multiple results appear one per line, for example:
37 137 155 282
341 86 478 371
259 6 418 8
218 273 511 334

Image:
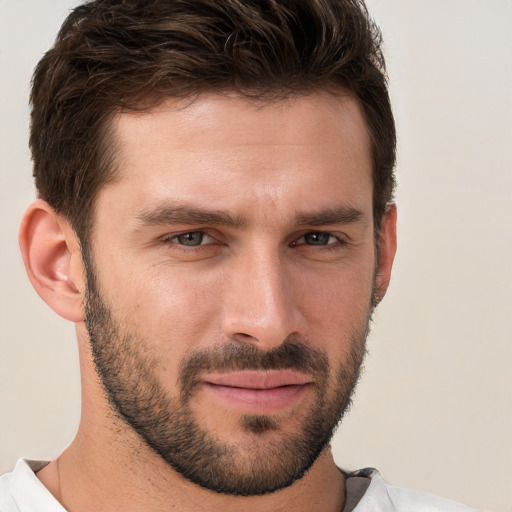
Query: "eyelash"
160 230 217 249
161 230 348 249
289 232 347 248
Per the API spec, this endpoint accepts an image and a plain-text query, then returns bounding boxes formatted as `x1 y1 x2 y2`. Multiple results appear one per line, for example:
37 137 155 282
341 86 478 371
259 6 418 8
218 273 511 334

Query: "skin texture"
20 91 397 512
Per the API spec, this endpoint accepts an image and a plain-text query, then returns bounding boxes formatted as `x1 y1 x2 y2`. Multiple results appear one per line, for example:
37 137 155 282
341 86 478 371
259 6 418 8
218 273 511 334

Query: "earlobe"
374 203 397 305
19 200 85 322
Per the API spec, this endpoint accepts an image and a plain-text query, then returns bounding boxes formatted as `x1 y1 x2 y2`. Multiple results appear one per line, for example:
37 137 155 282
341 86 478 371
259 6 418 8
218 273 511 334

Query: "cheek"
299 258 375 318
297 261 375 358
95 238 375 365
113 266 223 353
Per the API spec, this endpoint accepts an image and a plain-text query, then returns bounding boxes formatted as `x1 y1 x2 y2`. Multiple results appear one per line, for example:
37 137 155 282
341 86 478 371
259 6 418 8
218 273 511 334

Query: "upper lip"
202 370 312 389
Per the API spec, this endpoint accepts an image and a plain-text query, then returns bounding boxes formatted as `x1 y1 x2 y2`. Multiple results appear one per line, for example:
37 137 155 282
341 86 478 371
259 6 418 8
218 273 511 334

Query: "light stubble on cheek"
83 243 373 495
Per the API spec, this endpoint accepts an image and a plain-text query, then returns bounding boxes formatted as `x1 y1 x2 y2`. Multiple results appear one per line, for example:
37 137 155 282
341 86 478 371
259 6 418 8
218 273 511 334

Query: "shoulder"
346 468 483 512
385 481 483 512
0 465 18 511
0 459 61 512
0 464 19 511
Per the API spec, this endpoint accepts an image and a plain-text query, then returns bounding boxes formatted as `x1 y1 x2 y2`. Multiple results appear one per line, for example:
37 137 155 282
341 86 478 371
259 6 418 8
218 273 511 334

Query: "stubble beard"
84 259 371 496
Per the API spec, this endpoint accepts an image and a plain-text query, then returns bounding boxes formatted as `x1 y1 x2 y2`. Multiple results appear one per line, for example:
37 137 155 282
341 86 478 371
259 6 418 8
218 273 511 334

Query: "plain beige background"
1 1 511 510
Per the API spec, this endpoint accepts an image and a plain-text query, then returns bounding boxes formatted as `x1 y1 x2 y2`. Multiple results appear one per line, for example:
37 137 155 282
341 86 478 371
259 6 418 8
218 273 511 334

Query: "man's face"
83 92 385 495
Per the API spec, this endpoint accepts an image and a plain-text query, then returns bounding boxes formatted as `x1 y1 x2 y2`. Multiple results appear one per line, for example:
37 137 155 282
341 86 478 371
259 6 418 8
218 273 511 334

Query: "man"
0 0 481 510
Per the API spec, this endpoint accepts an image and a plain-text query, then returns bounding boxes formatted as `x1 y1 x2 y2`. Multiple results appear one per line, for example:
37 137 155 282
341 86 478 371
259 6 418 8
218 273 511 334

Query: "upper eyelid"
297 230 349 240
160 229 350 245
161 229 211 239
159 230 210 245
290 231 350 247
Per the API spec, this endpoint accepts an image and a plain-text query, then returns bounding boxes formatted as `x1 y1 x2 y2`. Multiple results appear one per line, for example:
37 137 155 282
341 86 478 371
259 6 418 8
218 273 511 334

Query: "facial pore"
84 250 371 496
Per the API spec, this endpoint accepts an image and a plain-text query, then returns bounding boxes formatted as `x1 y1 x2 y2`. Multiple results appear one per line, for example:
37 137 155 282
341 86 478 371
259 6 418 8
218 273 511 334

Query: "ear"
374 203 397 305
19 199 86 322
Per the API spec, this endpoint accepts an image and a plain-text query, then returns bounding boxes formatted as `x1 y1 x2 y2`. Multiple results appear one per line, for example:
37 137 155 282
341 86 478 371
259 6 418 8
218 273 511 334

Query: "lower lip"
202 383 310 414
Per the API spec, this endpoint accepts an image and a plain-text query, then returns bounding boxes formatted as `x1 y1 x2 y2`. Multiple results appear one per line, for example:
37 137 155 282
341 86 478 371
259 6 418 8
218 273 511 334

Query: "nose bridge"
221 242 302 350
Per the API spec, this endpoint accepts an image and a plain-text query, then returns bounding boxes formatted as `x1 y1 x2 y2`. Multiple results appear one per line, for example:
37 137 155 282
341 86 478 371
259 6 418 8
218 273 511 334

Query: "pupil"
178 232 203 246
306 232 330 245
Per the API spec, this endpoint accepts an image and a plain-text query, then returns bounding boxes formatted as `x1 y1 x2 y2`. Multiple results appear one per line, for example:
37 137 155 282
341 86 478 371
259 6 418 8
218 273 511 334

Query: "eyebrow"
295 206 365 226
136 204 247 228
136 203 366 229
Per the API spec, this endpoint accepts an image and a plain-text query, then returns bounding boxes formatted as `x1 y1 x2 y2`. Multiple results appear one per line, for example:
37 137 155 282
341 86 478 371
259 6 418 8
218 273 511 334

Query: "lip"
201 370 313 414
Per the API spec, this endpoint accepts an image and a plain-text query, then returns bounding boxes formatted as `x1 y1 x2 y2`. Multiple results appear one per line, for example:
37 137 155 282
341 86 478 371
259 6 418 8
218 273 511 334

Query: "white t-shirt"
0 459 482 511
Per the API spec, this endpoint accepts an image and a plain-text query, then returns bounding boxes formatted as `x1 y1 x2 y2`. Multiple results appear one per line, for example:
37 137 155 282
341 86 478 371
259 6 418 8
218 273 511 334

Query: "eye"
291 232 342 247
168 231 214 246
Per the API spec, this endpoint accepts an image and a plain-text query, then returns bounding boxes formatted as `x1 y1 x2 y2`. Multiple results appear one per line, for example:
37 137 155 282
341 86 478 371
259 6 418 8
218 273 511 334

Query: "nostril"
231 332 269 347
234 332 254 341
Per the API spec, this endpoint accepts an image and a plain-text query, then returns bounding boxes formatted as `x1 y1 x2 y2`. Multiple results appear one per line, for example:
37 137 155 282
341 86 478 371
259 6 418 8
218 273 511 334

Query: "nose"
220 248 306 351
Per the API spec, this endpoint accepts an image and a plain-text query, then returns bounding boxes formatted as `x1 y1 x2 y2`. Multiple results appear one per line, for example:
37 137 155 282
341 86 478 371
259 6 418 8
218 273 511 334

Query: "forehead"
114 91 371 160
100 91 373 226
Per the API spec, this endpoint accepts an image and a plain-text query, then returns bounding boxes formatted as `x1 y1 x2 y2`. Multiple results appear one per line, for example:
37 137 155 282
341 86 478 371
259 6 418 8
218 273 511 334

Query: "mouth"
201 370 313 414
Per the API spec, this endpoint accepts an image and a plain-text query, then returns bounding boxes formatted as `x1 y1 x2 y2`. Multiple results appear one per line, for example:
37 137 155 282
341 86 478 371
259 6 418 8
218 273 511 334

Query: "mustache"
179 339 329 400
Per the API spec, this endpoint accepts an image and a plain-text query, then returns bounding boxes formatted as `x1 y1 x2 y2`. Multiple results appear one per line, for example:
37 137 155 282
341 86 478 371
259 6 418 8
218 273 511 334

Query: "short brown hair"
30 0 396 242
